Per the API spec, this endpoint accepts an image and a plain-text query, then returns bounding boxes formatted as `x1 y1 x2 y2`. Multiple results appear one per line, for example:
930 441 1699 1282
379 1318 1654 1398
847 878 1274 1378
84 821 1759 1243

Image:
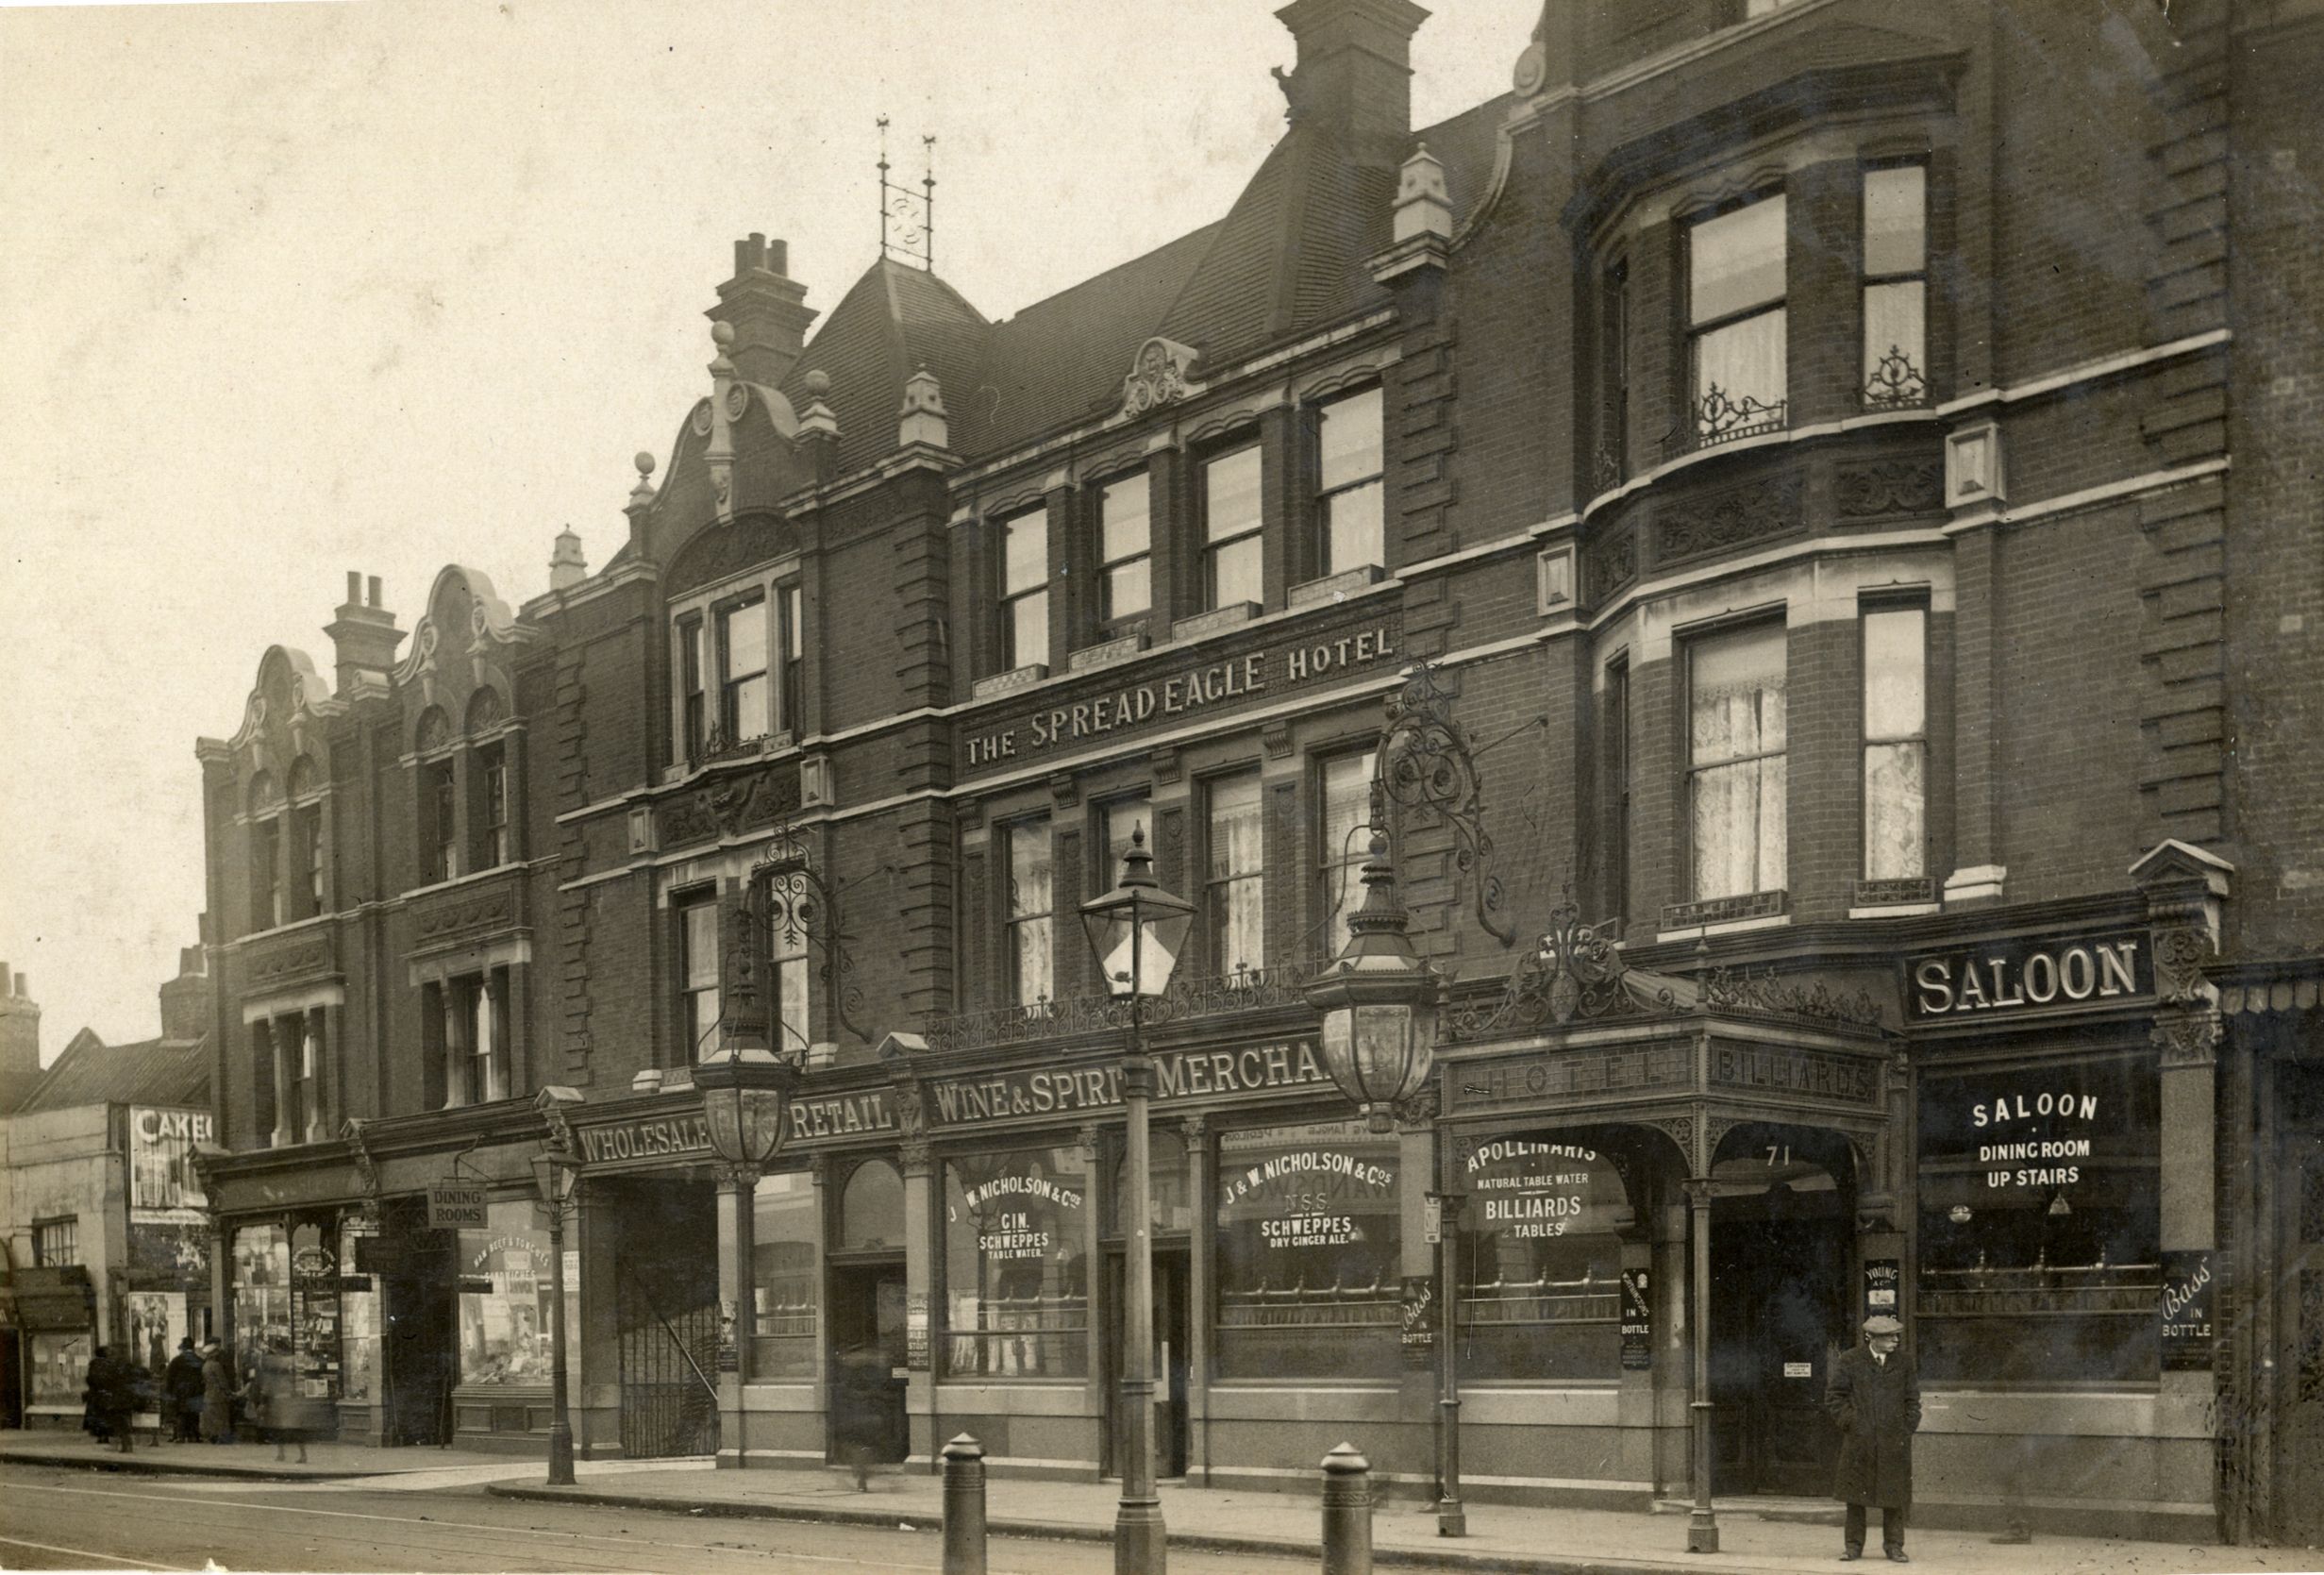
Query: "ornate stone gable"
1117 337 1204 420
666 514 800 597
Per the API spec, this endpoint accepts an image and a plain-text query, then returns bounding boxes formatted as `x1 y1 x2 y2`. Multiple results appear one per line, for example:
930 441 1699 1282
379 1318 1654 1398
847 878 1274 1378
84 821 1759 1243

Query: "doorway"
1706 1132 1851 1498
378 1202 456 1447
2274 1062 2324 1543
611 1178 719 1458
1105 1247 1190 1480
828 1261 910 1468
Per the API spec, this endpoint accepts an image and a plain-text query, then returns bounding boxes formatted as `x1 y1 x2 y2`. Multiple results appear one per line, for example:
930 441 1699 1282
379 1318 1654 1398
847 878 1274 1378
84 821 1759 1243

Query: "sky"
0 0 1542 1058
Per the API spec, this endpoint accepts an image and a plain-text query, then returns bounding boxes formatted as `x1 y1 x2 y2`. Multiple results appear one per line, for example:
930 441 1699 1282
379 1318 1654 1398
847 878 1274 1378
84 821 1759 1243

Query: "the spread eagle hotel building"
192 0 2323 1547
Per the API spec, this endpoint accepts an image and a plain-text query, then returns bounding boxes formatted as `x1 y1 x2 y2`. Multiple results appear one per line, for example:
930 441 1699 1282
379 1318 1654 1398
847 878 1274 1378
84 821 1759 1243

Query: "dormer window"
1315 387 1384 577
998 509 1050 670
1688 191 1788 445
719 593 771 744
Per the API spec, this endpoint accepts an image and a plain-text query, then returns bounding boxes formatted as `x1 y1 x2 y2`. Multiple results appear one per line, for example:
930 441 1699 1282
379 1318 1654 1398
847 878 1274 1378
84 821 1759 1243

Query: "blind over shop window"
1458 1135 1628 1381
1214 1119 1400 1379
1915 1054 2160 1384
944 1148 1090 1379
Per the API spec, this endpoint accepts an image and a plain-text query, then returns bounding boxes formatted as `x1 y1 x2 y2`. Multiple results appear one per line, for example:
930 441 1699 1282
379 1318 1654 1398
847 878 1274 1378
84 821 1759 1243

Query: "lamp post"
527 1143 578 1486
1079 825 1194 1575
695 1003 803 1471
1302 823 1463 1535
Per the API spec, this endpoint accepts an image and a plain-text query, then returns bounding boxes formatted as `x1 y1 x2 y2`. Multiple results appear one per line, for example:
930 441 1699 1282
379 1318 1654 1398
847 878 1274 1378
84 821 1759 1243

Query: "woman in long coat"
1824 1314 1920 1562
198 1342 236 1444
80 1346 115 1443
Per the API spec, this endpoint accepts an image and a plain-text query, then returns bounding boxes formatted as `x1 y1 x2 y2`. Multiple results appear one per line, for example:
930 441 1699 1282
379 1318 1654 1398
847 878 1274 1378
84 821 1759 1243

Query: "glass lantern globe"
1079 826 1195 1001
1304 828 1441 1131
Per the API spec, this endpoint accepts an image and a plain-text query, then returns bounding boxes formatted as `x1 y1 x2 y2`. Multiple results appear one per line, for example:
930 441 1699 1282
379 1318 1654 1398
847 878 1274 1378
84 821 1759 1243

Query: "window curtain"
1008 823 1053 1007
1209 777 1263 975
1690 632 1787 900
1696 310 1787 426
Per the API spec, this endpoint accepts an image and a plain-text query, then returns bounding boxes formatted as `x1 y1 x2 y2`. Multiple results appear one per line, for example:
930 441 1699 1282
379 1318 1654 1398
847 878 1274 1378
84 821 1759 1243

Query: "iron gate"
617 1263 720 1458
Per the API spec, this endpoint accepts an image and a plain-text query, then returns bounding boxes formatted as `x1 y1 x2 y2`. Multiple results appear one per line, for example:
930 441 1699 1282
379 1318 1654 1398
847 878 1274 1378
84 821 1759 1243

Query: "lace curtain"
1689 628 1787 901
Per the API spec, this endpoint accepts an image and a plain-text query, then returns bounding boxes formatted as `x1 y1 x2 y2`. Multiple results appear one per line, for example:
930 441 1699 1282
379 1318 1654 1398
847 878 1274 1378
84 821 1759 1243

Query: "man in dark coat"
1825 1313 1919 1562
164 1338 206 1442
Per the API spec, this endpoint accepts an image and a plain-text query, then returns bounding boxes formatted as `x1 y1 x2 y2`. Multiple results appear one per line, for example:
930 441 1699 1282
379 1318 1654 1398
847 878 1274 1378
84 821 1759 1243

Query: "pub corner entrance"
1706 1124 1855 1499
828 1260 910 1471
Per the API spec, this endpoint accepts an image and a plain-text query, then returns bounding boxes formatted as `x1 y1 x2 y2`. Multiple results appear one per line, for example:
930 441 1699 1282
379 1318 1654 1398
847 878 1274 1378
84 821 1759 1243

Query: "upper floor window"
299 807 325 913
1206 771 1264 977
1317 751 1377 957
1687 622 1787 901
1603 657 1630 925
286 756 323 919
1095 793 1152 892
1597 261 1630 490
1202 442 1264 610
678 892 722 1060
764 869 812 1054
678 615 708 760
33 1217 77 1267
998 509 1050 671
248 771 283 929
1688 191 1788 445
1096 473 1152 628
719 594 771 744
1315 387 1384 577
476 743 510 869
1863 164 1928 408
1863 603 1929 880
1005 818 1054 1009
426 761 457 882
777 582 804 734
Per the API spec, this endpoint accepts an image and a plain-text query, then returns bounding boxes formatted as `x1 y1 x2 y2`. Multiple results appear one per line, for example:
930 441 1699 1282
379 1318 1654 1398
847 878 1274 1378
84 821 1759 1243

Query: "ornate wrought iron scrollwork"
1693 383 1787 446
1380 662 1516 947
1862 345 1928 409
729 827 868 1046
1698 965 1884 1030
924 958 1329 1055
1445 897 1676 1043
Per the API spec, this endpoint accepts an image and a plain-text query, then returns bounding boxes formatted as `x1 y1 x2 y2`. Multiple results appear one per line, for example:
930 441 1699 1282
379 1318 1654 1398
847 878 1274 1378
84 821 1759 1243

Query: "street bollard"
1320 1440 1372 1575
940 1432 987 1575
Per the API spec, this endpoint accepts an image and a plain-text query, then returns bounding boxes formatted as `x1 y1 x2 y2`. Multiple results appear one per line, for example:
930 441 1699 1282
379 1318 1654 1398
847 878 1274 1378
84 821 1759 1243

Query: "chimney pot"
767 239 788 276
344 570 360 603
13 972 25 998
367 575 382 608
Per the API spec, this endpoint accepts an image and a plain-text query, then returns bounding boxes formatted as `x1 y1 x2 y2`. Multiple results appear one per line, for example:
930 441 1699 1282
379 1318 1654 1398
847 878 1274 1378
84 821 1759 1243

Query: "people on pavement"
199 1340 236 1444
80 1346 116 1445
251 1335 330 1463
1826 1313 1919 1563
163 1337 206 1443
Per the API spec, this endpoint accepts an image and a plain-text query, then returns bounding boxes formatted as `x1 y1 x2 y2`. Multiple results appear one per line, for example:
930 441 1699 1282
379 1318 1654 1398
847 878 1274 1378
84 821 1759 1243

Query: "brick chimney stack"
708 234 819 389
158 944 211 1044
0 966 40 1086
326 571 404 695
1274 0 1430 167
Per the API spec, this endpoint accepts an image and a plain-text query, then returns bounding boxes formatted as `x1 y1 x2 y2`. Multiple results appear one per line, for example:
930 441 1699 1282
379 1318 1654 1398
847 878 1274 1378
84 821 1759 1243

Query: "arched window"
285 757 325 917
415 708 452 754
464 687 505 735
414 709 455 880
837 1159 904 1253
246 771 284 930
464 689 510 869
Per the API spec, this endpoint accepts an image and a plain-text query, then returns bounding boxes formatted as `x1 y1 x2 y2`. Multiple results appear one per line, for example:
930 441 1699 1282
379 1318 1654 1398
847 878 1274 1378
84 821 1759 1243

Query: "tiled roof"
780 94 1513 477
15 1034 209 1114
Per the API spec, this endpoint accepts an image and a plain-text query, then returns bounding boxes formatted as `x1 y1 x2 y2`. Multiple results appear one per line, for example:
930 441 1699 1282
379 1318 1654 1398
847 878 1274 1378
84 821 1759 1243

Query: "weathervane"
877 115 936 271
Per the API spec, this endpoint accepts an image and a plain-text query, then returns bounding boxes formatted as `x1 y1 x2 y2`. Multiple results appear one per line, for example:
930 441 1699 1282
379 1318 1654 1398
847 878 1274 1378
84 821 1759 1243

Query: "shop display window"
837 1158 904 1252
1915 1053 2161 1383
29 1331 91 1408
457 1199 561 1389
943 1147 1090 1379
1214 1118 1399 1379
1105 1129 1192 1236
231 1223 292 1372
752 1170 819 1379
1457 1133 1627 1381
338 1216 380 1404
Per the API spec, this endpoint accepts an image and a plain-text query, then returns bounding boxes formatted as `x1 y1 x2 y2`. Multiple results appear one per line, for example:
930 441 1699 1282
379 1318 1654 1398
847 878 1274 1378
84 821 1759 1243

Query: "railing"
1863 346 1929 410
1458 1270 1622 1326
1918 1258 2159 1317
924 959 1331 1055
1693 385 1788 448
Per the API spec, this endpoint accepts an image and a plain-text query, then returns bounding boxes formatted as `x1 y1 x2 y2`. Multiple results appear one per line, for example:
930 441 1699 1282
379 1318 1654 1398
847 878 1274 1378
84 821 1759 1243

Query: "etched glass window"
944 1148 1090 1379
1213 1119 1400 1379
1458 1135 1628 1380
751 1171 818 1379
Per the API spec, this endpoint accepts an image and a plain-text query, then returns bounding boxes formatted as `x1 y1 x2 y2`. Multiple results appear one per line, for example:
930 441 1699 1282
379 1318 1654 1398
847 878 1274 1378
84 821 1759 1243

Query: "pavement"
4 1430 2314 1573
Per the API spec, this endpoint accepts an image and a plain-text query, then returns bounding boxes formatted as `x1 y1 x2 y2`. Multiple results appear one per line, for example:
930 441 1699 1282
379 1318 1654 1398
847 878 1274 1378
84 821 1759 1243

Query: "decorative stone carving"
1119 338 1203 419
247 931 336 990
2151 1010 2222 1067
410 876 521 947
1835 458 1945 519
666 516 798 597
1658 475 1802 563
2153 924 2215 1005
657 764 801 848
1583 526 1636 605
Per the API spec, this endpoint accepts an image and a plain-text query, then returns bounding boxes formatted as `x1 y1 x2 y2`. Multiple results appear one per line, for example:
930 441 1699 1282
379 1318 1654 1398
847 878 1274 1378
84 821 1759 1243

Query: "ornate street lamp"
527 1138 579 1486
1302 821 1464 1536
1078 825 1192 1575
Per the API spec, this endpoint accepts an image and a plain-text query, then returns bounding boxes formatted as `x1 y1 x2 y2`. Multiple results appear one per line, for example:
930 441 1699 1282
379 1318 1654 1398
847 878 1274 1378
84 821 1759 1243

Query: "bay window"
777 580 804 732
1202 442 1263 610
1688 191 1788 444
1863 164 1929 407
998 509 1049 670
1315 387 1384 576
1687 622 1787 901
1863 603 1929 881
1206 771 1264 978
1097 473 1152 628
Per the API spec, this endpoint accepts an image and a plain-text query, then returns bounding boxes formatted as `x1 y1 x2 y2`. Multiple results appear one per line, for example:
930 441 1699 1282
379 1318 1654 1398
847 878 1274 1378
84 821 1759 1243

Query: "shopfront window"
339 1216 379 1404
1106 1129 1192 1236
30 1331 92 1408
944 1147 1090 1379
753 1171 819 1379
837 1158 904 1253
457 1200 560 1389
1214 1118 1399 1379
1457 1134 1627 1381
231 1223 292 1372
1916 1054 2160 1384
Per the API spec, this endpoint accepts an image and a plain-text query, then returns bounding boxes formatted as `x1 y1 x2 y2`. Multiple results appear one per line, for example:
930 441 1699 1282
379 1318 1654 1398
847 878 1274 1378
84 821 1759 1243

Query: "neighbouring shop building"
0 947 216 1430
192 0 2321 1547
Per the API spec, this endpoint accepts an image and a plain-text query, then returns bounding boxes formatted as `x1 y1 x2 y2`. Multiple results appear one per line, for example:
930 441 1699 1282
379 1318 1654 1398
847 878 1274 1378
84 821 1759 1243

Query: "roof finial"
878 114 934 272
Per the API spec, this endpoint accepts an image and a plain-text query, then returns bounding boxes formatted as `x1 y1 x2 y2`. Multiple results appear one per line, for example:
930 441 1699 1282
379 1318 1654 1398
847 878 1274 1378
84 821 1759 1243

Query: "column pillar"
305 1005 329 1142
481 969 507 1103
1648 1186 1692 1495
1180 1116 1212 1483
440 982 466 1108
901 1137 937 1466
210 1221 232 1351
714 1163 757 1467
1683 1175 1719 1554
269 1015 294 1148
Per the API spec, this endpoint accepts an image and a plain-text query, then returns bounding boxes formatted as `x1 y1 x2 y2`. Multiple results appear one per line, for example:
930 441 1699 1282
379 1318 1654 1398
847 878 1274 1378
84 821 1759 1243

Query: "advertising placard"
429 1183 489 1230
2160 1248 2215 1370
1619 1268 1653 1370
1399 1276 1438 1368
128 1106 213 1225
1863 1259 1901 1322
